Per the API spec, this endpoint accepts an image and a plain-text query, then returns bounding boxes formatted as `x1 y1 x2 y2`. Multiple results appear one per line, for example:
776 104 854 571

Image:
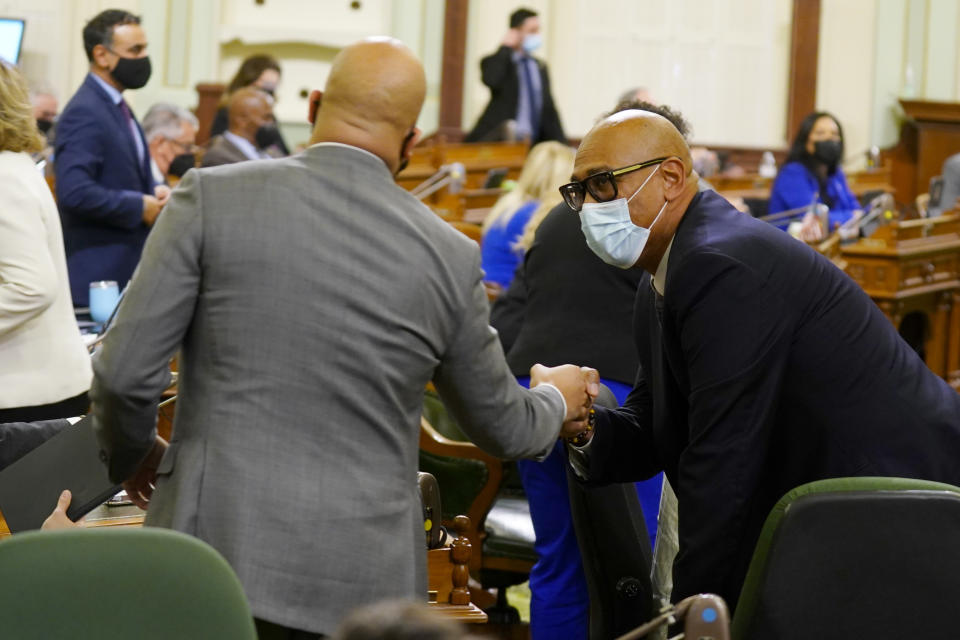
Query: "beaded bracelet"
567 408 596 446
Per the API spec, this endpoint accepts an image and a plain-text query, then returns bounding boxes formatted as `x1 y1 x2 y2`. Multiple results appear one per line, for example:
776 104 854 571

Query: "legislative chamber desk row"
400 139 897 223
832 213 960 392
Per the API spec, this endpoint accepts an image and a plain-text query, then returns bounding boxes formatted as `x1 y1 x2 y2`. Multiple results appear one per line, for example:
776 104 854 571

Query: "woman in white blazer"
0 62 91 422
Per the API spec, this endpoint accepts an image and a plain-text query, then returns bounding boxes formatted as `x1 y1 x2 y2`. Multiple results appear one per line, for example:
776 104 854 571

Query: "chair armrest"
419 417 503 572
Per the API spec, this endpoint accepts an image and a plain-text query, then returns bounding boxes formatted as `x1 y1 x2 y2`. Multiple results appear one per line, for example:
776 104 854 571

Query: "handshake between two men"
530 363 601 443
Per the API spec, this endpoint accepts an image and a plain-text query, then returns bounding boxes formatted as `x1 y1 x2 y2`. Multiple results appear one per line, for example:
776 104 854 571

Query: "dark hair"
510 8 538 28
607 99 692 139
83 9 140 62
786 111 844 175
227 55 282 94
333 600 466 640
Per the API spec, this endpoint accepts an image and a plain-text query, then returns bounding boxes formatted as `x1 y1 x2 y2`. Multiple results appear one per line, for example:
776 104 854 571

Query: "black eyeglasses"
560 157 668 212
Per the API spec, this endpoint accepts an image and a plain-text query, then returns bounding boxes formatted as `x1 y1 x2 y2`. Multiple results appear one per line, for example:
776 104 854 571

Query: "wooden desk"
841 213 960 391
714 167 895 203
0 502 145 538
396 141 528 202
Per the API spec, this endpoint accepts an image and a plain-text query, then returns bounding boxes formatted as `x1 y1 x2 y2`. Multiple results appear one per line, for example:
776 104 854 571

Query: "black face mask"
168 153 196 178
111 55 152 90
813 139 842 167
255 123 282 150
396 129 416 174
36 119 53 135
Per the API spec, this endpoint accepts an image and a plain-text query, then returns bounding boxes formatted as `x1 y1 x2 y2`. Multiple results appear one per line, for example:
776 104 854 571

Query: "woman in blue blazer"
769 112 861 240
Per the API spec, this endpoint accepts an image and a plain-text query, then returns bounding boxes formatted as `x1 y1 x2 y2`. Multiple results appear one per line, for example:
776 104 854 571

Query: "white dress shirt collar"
90 72 122 105
224 131 264 161
652 237 673 296
307 141 385 166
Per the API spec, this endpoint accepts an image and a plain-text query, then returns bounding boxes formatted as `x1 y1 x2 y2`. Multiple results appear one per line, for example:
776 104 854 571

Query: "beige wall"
12 0 960 156
464 0 793 147
816 0 877 169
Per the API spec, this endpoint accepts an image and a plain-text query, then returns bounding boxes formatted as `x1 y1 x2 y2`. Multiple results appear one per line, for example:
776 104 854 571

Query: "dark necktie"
118 100 142 164
519 58 540 140
118 100 134 129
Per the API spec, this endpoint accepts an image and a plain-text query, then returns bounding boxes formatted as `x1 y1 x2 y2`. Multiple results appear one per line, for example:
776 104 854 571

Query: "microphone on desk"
759 202 825 224
447 162 465 195
411 163 466 201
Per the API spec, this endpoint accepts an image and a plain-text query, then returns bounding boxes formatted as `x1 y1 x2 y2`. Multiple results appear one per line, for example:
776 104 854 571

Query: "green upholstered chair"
419 390 535 621
0 527 257 639
732 477 960 640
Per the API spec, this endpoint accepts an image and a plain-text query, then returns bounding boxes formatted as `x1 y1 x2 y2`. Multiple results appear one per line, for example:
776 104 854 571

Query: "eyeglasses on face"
560 157 668 212
165 138 200 154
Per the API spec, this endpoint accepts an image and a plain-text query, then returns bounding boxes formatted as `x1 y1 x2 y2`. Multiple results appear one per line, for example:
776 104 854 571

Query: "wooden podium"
841 214 960 391
887 100 960 205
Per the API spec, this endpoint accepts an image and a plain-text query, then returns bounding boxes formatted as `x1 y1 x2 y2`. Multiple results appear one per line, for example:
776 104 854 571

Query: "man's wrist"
566 408 596 447
535 382 567 420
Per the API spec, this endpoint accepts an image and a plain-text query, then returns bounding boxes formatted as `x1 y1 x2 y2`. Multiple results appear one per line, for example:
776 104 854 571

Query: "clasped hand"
529 364 600 439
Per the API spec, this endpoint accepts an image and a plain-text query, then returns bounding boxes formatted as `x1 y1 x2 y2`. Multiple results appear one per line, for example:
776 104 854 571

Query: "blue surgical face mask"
522 33 542 53
579 166 668 269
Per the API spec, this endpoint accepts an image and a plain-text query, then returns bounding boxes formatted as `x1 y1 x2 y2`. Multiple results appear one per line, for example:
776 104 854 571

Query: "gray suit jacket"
201 134 278 168
90 144 564 634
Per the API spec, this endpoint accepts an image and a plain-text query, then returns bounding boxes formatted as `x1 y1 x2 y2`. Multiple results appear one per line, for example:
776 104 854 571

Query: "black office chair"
732 477 960 640
566 385 655 639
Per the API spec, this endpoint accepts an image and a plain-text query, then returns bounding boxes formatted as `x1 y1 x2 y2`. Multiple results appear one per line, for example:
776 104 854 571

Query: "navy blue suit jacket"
55 74 154 306
582 190 960 610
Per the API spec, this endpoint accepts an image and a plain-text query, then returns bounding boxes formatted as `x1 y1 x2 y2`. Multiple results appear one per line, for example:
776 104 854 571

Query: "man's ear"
92 43 113 70
404 127 422 157
307 90 323 125
661 157 688 199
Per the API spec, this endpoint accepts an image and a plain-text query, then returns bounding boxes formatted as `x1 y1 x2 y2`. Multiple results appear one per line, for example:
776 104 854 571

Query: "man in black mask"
30 85 58 144
142 102 199 185
54 9 169 307
202 88 286 168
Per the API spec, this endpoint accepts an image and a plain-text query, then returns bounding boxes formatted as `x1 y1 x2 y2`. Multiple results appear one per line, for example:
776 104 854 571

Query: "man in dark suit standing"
55 9 166 307
561 109 960 612
465 7 565 144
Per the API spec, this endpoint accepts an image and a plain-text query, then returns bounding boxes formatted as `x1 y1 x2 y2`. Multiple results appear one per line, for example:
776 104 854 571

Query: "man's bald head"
576 110 693 180
308 37 426 173
227 87 273 142
321 37 425 135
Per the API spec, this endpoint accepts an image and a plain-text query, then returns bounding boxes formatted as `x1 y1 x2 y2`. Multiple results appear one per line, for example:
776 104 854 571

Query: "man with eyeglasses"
142 102 199 186
55 9 167 307
562 109 960 612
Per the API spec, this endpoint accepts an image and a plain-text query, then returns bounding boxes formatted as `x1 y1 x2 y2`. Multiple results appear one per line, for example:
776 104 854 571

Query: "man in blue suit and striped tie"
55 9 167 307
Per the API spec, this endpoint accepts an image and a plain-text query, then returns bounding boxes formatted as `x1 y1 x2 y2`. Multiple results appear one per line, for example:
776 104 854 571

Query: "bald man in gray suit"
90 38 596 638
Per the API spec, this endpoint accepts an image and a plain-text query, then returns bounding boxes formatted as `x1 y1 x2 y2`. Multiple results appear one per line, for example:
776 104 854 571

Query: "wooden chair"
419 391 536 620
447 220 482 245
427 515 488 624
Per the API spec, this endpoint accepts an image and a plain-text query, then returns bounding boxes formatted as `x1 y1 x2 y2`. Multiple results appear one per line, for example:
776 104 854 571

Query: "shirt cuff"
535 382 567 421
566 434 594 480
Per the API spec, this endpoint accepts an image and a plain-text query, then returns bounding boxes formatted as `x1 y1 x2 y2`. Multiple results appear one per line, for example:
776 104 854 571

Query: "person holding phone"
465 7 565 144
